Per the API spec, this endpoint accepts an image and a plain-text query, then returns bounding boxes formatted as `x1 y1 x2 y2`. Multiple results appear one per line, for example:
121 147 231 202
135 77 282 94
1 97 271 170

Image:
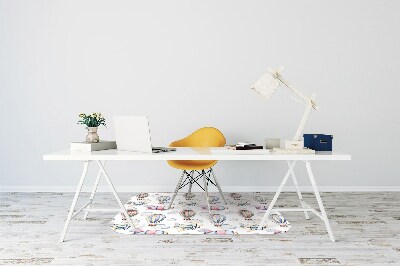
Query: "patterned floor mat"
111 192 291 235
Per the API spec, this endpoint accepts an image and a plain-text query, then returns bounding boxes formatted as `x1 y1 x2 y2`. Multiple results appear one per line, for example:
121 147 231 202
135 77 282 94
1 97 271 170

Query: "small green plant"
78 113 106 127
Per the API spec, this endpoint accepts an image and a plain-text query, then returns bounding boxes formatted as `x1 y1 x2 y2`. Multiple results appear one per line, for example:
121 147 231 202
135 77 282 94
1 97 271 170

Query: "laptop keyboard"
152 147 176 153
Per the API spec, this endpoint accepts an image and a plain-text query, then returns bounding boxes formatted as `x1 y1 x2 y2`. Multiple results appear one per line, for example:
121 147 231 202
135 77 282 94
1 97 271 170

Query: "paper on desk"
210 148 270 154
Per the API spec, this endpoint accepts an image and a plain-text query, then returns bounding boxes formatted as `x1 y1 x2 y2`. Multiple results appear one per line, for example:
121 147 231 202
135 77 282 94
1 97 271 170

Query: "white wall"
1 0 399 191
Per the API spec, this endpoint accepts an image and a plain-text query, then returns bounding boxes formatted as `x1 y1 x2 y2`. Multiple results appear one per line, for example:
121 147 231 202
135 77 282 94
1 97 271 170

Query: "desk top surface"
43 148 351 161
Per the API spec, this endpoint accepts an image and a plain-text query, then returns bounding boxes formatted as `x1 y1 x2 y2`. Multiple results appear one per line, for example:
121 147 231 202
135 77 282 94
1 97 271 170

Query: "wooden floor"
0 192 399 265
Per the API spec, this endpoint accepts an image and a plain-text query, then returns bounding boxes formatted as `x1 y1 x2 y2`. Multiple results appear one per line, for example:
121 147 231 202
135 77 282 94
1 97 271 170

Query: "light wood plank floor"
0 192 399 265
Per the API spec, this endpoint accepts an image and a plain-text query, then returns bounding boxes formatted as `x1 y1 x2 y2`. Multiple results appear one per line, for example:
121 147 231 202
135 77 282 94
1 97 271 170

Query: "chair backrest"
170 127 226 147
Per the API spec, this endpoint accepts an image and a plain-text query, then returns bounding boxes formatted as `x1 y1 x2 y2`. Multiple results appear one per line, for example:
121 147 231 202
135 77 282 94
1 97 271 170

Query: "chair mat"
111 192 291 235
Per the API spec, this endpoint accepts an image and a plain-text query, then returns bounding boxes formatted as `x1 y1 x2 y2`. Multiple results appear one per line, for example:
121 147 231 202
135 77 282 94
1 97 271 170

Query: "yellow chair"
167 127 227 212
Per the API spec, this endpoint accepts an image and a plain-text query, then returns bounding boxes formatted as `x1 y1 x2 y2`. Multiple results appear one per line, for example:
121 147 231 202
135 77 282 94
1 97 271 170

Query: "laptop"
114 116 176 153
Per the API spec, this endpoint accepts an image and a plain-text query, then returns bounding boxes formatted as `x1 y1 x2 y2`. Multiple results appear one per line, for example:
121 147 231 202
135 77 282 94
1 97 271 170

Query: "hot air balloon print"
255 196 268 204
239 223 259 231
146 205 167 210
211 214 226 226
270 214 288 227
229 193 242 200
184 192 195 200
248 224 259 231
127 209 138 217
131 229 145 234
215 230 234 235
199 228 213 234
186 201 197 207
174 223 199 231
127 201 145 206
146 213 166 226
199 229 234 235
180 209 196 220
111 222 130 231
144 230 167 235
137 193 148 200
239 209 254 220
157 195 171 204
208 196 219 204
201 205 225 211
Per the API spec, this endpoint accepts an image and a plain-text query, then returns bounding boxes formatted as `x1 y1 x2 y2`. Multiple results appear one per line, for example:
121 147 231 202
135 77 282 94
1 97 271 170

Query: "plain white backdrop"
1 0 399 191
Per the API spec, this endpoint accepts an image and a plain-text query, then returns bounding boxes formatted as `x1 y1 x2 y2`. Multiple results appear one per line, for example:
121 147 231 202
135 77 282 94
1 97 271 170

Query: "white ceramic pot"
86 127 99 143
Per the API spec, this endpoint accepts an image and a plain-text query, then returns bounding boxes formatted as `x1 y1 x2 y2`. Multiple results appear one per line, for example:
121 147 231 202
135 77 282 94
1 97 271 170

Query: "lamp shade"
251 67 282 101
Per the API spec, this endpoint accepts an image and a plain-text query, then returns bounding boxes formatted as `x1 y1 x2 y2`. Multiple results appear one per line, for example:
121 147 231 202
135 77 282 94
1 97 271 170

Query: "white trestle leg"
83 161 105 220
60 160 89 242
258 160 335 242
287 160 310 220
95 160 135 230
258 161 296 230
305 161 335 242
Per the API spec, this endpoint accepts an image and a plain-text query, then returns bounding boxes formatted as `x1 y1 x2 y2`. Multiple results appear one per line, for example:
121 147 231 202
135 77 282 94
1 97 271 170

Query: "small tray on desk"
210 148 270 155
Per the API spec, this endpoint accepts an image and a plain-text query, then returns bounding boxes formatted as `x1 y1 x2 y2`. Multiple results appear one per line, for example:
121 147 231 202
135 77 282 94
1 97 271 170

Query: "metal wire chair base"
179 169 215 191
168 167 227 212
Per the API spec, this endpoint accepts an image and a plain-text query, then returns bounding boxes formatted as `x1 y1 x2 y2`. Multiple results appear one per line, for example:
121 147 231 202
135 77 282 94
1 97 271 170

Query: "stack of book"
233 142 263 150
70 140 117 152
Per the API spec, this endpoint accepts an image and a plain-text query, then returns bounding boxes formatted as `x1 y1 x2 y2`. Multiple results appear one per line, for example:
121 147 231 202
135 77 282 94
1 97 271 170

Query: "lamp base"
283 140 304 150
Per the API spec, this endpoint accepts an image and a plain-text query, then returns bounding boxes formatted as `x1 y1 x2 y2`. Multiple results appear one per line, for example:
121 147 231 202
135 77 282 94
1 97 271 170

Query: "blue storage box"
303 134 333 151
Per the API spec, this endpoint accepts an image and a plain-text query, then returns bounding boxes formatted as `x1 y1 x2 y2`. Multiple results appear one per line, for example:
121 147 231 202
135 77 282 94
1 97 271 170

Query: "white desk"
43 148 351 242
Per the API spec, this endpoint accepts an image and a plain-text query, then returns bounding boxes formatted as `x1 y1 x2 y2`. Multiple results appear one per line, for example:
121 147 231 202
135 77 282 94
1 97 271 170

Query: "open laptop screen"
114 116 153 153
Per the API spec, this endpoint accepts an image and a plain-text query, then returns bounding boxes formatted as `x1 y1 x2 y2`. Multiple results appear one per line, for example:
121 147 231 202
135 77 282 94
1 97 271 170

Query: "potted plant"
77 113 106 143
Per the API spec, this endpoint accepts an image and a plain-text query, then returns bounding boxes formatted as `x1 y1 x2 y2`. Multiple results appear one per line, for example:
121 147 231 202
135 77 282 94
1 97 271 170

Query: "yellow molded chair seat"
167 127 228 212
167 127 226 170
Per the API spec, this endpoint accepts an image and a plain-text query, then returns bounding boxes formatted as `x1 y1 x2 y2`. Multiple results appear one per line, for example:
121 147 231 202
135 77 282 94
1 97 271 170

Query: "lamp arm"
275 74 317 109
293 93 316 141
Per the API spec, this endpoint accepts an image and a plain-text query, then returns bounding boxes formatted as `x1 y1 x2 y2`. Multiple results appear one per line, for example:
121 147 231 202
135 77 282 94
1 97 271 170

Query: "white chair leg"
202 171 211 216
188 170 193 193
168 171 185 209
287 160 309 220
305 161 335 242
210 168 227 205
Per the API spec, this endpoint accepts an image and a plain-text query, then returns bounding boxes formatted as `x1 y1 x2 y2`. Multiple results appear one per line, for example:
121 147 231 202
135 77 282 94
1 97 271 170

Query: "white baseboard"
1 186 400 193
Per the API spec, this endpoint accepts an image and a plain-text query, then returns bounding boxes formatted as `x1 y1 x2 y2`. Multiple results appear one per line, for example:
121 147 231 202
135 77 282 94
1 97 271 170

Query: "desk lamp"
251 66 317 153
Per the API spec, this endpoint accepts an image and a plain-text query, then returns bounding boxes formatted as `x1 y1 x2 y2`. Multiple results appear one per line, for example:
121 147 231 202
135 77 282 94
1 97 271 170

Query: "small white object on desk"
265 138 280 149
70 140 117 152
211 147 270 154
283 140 304 150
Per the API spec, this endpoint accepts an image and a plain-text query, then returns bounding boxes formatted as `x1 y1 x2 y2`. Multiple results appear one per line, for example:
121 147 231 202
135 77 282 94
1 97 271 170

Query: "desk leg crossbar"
258 160 335 242
59 160 134 242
